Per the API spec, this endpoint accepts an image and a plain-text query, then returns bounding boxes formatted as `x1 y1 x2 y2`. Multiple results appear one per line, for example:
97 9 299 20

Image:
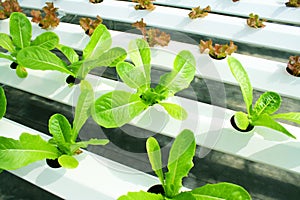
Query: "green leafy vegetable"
0 87 7 119
92 90 147 128
118 191 163 200
159 102 187 121
272 112 300 124
59 24 127 82
228 56 298 139
93 39 196 128
56 44 79 64
0 133 59 170
191 182 252 200
72 80 94 140
30 32 59 50
251 92 281 119
227 56 252 114
58 155 79 169
118 129 252 200
9 12 31 49
15 65 28 78
0 33 15 52
234 111 249 131
164 130 196 197
0 12 64 78
0 81 109 170
146 137 164 185
17 46 74 75
83 24 112 59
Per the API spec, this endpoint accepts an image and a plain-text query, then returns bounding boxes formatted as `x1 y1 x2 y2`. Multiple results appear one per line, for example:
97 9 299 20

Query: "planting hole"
46 158 61 169
10 62 18 69
66 75 81 85
230 115 254 132
147 184 165 195
286 67 300 77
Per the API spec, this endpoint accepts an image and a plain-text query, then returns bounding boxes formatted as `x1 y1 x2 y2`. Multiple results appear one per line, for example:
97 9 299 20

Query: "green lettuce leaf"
17 46 74 75
118 191 164 200
58 155 79 169
48 114 73 154
252 114 296 139
9 12 31 49
271 112 300 125
0 33 15 52
92 90 147 128
234 111 249 131
227 56 253 114
127 39 151 89
0 133 59 170
252 91 281 119
146 137 164 186
191 182 252 200
117 62 147 90
83 24 111 59
56 44 79 64
70 138 109 153
0 52 15 61
164 129 196 197
0 87 7 119
31 32 59 50
16 65 28 78
157 50 196 96
75 47 127 78
72 80 94 141
159 102 188 120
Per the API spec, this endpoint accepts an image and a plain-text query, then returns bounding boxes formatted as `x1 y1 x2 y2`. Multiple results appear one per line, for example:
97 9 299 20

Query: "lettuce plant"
0 0 22 19
80 15 103 36
118 129 252 200
188 6 211 19
17 23 127 85
31 2 60 30
285 0 300 7
200 39 237 60
92 38 196 128
246 13 266 28
228 56 300 139
286 55 300 77
132 18 171 47
133 0 156 10
0 87 7 120
0 80 109 170
0 12 60 78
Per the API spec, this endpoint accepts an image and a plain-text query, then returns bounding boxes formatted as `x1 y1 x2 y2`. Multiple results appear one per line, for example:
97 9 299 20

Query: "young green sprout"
227 56 300 139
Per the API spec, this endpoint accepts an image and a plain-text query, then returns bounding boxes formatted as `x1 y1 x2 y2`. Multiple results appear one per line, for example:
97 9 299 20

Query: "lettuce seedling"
285 0 300 7
0 80 109 170
132 18 171 47
228 56 300 139
0 12 60 78
0 87 7 120
188 6 211 19
92 38 196 128
0 0 22 20
80 15 103 36
246 13 266 28
200 39 237 60
286 55 300 77
133 0 156 10
17 23 127 85
31 2 60 30
118 129 252 200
